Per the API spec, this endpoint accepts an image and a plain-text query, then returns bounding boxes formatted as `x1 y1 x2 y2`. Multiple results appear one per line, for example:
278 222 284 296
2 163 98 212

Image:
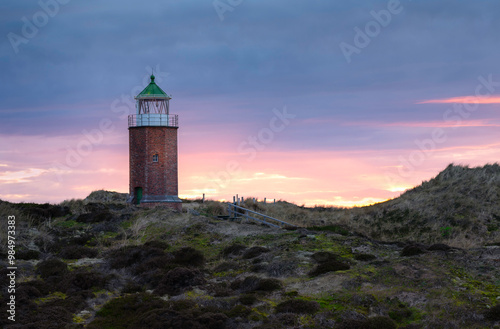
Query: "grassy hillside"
251 164 500 248
0 164 499 328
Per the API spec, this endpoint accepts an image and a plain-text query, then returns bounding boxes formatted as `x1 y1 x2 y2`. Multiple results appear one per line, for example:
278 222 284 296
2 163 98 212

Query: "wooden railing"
226 203 297 229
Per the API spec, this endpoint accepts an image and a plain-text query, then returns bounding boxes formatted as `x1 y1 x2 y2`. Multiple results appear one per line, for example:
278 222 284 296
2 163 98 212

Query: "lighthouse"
128 74 182 210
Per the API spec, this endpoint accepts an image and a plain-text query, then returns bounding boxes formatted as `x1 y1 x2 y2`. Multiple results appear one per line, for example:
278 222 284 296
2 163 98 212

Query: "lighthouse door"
134 187 143 205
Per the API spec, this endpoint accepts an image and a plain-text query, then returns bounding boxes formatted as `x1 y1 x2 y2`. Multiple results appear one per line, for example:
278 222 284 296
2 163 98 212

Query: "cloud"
417 96 500 104
0 168 48 183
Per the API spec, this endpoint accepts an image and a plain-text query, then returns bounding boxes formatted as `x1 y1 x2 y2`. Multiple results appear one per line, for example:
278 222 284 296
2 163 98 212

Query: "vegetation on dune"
252 163 500 248
1 167 500 328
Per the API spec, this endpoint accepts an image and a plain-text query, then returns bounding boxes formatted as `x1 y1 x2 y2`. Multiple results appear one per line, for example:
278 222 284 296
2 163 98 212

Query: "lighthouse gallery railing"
128 114 178 128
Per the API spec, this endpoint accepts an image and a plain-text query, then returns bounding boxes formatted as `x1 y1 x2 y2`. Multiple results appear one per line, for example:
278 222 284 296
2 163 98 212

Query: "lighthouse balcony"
128 114 178 128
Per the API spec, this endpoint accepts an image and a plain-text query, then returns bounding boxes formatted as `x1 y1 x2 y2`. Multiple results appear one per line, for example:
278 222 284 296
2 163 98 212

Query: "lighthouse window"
152 154 159 162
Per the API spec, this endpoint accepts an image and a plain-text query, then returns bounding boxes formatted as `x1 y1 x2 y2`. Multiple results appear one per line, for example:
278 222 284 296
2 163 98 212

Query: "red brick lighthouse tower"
128 74 181 210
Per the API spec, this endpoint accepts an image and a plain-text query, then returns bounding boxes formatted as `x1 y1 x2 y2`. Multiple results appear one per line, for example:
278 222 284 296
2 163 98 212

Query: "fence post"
264 198 266 204
273 199 275 204
233 196 235 203
202 193 205 203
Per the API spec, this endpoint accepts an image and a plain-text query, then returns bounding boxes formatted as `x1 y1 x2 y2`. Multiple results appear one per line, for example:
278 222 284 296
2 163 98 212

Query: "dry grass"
84 190 128 204
220 164 500 248
0 201 40 254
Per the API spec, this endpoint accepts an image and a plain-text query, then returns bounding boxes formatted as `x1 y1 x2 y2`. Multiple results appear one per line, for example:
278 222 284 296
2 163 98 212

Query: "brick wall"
129 126 179 200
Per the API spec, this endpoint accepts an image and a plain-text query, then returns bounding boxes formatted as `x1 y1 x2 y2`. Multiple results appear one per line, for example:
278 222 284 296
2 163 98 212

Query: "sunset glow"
418 96 500 104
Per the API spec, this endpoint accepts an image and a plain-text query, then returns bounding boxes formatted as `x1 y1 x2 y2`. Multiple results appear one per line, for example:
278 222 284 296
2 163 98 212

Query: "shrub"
209 282 234 297
144 240 170 250
133 254 175 275
309 259 351 276
20 280 50 295
17 249 40 260
428 243 451 251
154 267 205 296
486 304 500 321
15 202 71 222
251 263 267 273
64 232 95 246
389 307 413 322
122 282 145 294
84 190 127 203
310 225 350 236
44 232 96 253
43 293 88 314
168 300 197 311
311 251 338 263
88 293 170 329
16 284 43 302
231 276 260 292
36 258 68 279
129 308 228 329
214 261 239 272
401 244 426 257
91 221 119 233
173 247 205 267
227 304 252 318
221 244 247 257
61 270 109 292
59 245 98 259
75 211 114 223
365 316 397 329
107 245 166 269
131 309 204 329
239 294 258 306
197 312 228 329
30 305 73 328
354 253 376 261
335 319 366 329
256 278 282 292
254 313 298 329
231 276 281 293
275 299 320 314
203 201 227 217
242 246 270 259
242 199 265 212
399 325 423 329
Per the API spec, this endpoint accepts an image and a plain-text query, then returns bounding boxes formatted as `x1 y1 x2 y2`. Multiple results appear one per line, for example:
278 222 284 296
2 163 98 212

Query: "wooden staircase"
217 203 297 229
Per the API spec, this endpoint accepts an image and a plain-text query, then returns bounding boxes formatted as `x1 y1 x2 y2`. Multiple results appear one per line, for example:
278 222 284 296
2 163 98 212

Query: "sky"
1 0 500 207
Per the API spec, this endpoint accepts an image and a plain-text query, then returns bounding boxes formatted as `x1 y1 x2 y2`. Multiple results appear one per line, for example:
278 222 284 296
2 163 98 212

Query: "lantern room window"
152 154 159 162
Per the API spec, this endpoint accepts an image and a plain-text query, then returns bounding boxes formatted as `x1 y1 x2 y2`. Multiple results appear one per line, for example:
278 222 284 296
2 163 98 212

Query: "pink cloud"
351 120 500 129
417 96 500 104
